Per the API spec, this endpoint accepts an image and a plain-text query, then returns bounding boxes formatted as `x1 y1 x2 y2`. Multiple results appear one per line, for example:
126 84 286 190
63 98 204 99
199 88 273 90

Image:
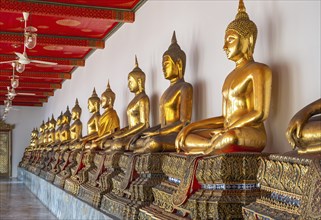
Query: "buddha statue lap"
176 0 272 155
103 56 150 152
128 32 193 153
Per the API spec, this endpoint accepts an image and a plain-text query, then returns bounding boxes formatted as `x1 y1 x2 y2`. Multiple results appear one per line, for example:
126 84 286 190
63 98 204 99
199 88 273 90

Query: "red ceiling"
0 0 146 107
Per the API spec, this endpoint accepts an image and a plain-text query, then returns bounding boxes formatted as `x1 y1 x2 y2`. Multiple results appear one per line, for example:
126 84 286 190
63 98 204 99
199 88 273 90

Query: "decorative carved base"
100 153 166 219
64 149 96 195
242 152 321 220
139 153 266 220
53 150 79 188
77 152 121 208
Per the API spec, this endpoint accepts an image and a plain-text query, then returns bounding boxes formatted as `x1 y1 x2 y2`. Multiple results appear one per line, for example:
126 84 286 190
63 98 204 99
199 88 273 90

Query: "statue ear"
137 78 142 90
248 35 254 58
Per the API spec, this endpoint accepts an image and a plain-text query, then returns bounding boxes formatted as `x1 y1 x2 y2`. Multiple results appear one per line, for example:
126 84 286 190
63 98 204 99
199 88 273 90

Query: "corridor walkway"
0 178 57 220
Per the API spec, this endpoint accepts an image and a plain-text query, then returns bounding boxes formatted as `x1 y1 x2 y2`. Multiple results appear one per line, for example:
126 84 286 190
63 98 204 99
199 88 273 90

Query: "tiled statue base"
100 153 166 219
242 152 321 220
78 152 121 208
17 167 116 220
139 153 266 220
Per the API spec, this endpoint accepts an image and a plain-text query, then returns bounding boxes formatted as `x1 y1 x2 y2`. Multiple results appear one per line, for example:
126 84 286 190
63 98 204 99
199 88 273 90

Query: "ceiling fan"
5 62 36 99
0 12 58 67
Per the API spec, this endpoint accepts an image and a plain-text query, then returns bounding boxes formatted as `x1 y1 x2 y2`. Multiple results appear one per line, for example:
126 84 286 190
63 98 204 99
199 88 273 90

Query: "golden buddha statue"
103 56 150 152
286 98 321 154
20 128 39 168
176 0 272 155
43 118 50 146
47 115 56 145
69 98 83 147
60 106 72 144
38 121 45 146
79 88 101 145
129 31 193 153
90 81 120 149
55 112 63 145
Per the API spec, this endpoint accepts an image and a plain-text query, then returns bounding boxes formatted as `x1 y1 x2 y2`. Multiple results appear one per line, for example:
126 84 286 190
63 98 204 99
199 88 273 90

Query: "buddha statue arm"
286 98 321 148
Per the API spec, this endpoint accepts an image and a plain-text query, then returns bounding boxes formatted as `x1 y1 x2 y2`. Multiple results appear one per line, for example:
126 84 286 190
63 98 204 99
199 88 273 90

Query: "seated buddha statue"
286 98 321 154
59 99 83 172
47 115 57 146
20 128 38 168
129 31 193 153
103 56 150 152
49 107 72 168
29 122 44 166
90 81 120 149
176 0 272 155
79 88 101 146
69 98 83 149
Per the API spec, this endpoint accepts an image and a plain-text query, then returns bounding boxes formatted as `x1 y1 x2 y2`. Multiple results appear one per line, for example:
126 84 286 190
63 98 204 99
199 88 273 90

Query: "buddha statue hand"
175 123 194 152
141 130 160 138
286 113 310 149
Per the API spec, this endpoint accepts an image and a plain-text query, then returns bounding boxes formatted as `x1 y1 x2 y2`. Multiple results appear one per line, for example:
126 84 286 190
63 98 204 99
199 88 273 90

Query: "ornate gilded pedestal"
64 149 96 195
100 152 165 219
139 153 266 220
46 148 69 182
39 147 55 178
243 152 321 220
77 152 121 208
53 149 80 188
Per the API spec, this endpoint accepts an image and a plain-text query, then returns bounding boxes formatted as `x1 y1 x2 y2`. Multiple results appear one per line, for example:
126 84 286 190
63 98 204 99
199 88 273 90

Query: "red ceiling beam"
0 70 71 80
0 101 43 107
0 96 48 103
1 0 135 22
0 89 54 96
0 81 61 89
0 32 105 49
0 54 85 66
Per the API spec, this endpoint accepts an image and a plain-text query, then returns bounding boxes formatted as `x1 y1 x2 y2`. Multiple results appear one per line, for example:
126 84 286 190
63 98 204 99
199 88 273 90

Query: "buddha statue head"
88 88 100 113
224 0 257 62
162 31 186 80
49 114 56 130
72 98 82 120
56 111 63 128
128 55 146 94
101 81 115 109
62 106 72 124
39 121 45 134
45 118 50 131
31 128 38 139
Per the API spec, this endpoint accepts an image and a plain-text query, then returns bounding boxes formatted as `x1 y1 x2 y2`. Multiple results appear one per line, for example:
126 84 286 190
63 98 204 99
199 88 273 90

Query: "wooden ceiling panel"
0 0 146 107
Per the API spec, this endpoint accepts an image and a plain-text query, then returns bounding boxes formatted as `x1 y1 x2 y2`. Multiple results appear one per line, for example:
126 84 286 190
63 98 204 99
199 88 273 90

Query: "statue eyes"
227 36 235 43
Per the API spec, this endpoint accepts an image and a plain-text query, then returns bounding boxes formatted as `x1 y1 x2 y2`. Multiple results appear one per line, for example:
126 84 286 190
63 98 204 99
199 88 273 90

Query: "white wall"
4 107 44 177
6 1 321 176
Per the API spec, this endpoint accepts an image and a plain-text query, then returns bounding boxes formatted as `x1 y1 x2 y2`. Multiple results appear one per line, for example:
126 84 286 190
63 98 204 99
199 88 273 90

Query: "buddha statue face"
223 30 252 62
101 94 114 109
88 100 98 113
101 82 115 109
128 75 138 92
72 99 81 120
162 55 181 80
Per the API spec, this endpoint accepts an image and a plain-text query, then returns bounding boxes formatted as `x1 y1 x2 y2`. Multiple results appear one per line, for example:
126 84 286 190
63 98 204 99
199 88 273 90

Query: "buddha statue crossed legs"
129 31 193 153
176 0 272 155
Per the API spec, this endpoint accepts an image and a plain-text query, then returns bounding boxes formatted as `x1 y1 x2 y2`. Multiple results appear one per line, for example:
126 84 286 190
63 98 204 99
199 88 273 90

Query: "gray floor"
0 178 57 220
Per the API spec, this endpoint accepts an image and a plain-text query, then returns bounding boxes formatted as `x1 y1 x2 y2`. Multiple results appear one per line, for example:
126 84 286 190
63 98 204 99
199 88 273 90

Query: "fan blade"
30 60 57 65
14 52 26 59
17 92 36 96
0 60 16 64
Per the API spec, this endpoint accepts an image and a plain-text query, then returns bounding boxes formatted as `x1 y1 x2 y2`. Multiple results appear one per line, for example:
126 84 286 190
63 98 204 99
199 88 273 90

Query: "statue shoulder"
248 62 272 79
